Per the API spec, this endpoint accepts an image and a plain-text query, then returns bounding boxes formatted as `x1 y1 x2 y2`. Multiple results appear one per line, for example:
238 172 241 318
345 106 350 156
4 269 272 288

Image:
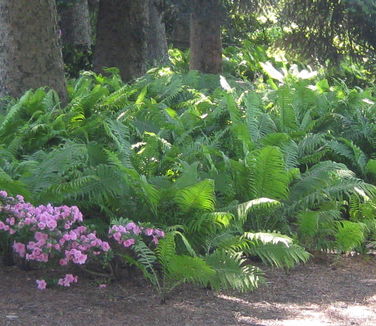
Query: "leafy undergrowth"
1 49 376 299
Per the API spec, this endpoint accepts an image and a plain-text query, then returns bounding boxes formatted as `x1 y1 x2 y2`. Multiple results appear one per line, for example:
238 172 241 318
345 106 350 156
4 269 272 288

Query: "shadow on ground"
0 255 375 326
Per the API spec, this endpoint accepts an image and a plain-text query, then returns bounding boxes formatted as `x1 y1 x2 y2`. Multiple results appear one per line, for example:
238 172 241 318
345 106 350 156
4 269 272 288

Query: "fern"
241 232 310 268
174 179 215 212
249 146 289 199
166 255 215 287
287 161 375 214
205 250 263 292
103 119 133 168
130 240 160 288
0 167 30 198
235 198 281 222
335 221 365 252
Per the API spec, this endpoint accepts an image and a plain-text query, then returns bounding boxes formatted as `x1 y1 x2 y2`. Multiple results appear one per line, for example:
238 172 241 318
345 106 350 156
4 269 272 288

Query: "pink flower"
113 232 122 242
156 230 165 238
13 242 26 257
126 222 141 235
101 242 110 251
35 232 48 242
123 238 135 248
59 258 68 266
70 249 87 264
6 217 15 226
58 274 78 287
98 284 107 288
46 219 57 230
36 279 47 290
144 228 154 236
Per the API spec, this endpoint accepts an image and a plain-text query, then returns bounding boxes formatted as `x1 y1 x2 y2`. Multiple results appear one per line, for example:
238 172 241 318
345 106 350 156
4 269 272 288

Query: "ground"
0 255 375 326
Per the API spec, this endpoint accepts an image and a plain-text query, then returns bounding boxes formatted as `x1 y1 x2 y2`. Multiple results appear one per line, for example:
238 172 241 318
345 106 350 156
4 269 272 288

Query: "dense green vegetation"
2 43 376 292
1 0 376 299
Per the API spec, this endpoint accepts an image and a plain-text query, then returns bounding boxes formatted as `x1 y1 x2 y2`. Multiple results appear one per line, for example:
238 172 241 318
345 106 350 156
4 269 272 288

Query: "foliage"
2 49 376 298
279 0 376 64
0 191 111 287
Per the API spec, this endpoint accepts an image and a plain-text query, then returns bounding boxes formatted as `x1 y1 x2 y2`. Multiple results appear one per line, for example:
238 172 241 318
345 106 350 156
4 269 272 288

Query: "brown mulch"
0 255 375 326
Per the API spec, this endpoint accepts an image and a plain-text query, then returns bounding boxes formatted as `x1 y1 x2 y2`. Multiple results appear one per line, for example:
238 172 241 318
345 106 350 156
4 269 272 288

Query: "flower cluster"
0 191 83 235
0 191 166 291
58 274 78 287
0 191 110 289
108 222 165 248
35 274 79 290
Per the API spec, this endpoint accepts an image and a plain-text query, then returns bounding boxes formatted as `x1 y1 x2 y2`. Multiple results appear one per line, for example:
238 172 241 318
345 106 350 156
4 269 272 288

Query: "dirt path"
0 255 375 326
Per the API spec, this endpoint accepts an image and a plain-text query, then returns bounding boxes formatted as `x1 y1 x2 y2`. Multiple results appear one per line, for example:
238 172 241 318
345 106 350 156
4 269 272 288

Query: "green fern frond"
131 240 159 286
205 250 264 292
188 212 235 234
288 161 375 213
242 232 310 268
296 206 342 249
167 255 215 287
274 85 297 132
103 119 133 168
235 198 281 222
243 91 264 143
156 232 176 269
174 179 215 212
223 89 253 151
0 167 30 198
250 146 289 199
365 159 376 180
335 221 365 252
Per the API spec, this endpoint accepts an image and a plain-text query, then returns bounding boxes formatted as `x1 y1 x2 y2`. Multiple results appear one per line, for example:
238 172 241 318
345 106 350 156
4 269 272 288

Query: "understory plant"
0 190 309 301
0 190 111 286
1 51 376 270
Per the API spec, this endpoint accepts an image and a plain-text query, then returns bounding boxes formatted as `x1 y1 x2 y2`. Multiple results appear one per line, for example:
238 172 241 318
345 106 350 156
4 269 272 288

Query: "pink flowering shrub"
0 191 166 291
0 191 110 288
108 221 165 249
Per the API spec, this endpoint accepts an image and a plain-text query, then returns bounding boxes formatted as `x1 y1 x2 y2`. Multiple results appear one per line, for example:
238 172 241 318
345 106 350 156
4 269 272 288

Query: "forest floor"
0 254 375 326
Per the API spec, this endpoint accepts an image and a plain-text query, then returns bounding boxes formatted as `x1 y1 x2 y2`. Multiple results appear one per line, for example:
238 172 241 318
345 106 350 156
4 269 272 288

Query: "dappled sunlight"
219 294 376 326
213 259 376 326
335 305 375 319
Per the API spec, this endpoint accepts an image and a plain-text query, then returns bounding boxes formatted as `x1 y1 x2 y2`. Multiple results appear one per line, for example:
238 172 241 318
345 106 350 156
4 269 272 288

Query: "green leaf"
251 146 289 199
174 179 215 212
335 221 365 252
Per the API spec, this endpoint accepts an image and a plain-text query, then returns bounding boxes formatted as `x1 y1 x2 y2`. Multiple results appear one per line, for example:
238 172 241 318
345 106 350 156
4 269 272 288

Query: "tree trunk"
93 0 149 81
189 0 223 74
170 12 190 50
58 0 92 48
0 0 67 101
147 0 168 66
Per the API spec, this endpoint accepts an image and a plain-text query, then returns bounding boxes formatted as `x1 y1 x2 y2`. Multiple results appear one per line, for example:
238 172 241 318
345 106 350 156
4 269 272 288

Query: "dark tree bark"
189 0 223 74
93 0 149 81
147 0 168 66
170 12 190 50
58 0 92 48
88 0 99 15
0 0 67 101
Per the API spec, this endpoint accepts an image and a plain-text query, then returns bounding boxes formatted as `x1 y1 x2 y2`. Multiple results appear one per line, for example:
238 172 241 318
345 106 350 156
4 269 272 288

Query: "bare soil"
0 255 375 326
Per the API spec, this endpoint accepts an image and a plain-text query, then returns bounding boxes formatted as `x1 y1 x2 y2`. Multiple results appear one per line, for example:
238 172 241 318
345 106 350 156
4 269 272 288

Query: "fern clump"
2 58 376 299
